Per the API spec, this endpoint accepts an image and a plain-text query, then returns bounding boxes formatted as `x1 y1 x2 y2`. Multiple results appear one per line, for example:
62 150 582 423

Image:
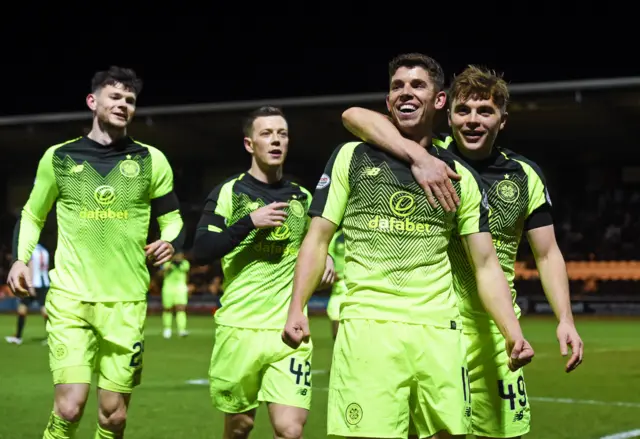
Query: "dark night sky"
2 15 635 117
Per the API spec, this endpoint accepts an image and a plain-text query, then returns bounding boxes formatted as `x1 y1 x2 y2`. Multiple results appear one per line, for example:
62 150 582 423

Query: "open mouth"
398 103 418 114
268 149 283 158
462 130 485 142
113 113 127 121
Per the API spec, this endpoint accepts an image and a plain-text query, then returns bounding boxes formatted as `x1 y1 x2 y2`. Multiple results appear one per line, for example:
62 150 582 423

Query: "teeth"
400 104 417 112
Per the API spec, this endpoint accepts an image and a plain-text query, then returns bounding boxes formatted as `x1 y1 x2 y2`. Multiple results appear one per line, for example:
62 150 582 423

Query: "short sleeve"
148 146 174 199
518 159 551 217
454 160 490 236
514 158 554 230
308 142 359 227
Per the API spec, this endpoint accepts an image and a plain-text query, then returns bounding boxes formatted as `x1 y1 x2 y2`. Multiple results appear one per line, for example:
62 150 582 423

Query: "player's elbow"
533 239 561 264
474 259 502 287
341 107 359 125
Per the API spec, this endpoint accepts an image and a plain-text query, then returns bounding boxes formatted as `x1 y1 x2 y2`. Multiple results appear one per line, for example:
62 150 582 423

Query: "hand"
145 240 175 266
7 261 32 298
557 320 584 372
250 202 289 229
411 152 461 212
505 337 535 371
318 255 336 290
282 310 310 349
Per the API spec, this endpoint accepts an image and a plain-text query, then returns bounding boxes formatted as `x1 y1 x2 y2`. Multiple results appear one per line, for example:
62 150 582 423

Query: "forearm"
193 216 254 263
12 209 45 264
342 107 428 164
289 234 329 312
476 263 523 340
14 148 57 264
536 246 573 323
157 210 185 250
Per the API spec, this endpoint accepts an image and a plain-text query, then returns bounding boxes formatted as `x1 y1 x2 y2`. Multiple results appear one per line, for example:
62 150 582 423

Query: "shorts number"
129 341 144 368
498 376 527 410
289 358 311 387
517 376 527 407
461 367 471 402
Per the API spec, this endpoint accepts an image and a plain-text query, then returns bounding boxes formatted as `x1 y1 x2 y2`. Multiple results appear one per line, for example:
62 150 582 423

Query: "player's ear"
385 94 391 113
86 93 97 112
434 90 447 110
500 111 508 131
243 137 254 154
447 108 452 127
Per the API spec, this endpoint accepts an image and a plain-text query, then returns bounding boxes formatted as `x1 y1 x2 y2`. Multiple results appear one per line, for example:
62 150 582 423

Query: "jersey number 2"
129 341 144 368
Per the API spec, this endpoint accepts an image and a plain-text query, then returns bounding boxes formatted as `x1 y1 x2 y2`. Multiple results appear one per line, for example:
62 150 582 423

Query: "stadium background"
0 38 639 438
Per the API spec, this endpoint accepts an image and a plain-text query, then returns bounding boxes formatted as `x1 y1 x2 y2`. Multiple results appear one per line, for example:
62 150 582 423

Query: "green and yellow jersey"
193 172 312 329
309 141 489 328
442 139 553 332
13 136 184 302
162 259 190 292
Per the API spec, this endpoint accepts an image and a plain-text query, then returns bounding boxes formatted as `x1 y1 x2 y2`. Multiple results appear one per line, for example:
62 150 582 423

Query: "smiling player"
8 66 184 439
341 64 583 439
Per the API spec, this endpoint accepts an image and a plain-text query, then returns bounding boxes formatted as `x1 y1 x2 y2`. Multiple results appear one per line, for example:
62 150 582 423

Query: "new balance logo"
364 167 381 176
513 410 525 422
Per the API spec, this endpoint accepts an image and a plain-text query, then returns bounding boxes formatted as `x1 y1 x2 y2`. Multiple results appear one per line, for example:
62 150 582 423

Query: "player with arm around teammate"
284 53 533 439
342 65 582 439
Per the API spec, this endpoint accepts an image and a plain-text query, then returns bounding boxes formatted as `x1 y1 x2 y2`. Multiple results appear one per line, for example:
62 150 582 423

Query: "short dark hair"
91 66 143 95
242 106 285 137
388 53 445 92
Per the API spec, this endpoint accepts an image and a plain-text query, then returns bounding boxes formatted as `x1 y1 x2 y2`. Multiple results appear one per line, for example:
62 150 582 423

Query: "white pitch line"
600 429 640 439
310 388 640 409
535 347 639 358
530 397 640 409
185 371 327 387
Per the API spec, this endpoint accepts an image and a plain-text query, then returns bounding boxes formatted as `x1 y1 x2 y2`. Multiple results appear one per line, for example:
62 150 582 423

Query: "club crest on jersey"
120 158 140 178
316 173 330 189
496 179 519 203
289 199 305 218
345 402 363 426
